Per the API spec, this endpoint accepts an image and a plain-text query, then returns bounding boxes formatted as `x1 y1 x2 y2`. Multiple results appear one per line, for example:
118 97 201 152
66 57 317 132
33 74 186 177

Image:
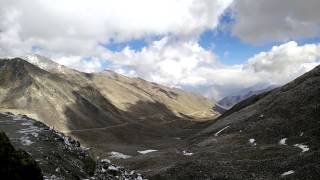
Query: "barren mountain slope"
23 54 218 120
0 58 124 131
0 56 218 163
91 70 216 119
150 65 320 179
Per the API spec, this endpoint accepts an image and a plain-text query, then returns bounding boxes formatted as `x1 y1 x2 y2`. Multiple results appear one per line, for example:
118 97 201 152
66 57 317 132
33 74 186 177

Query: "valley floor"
1 110 320 180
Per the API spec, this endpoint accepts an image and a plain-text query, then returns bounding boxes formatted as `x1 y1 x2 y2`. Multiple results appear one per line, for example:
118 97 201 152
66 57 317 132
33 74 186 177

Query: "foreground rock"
0 113 146 180
96 159 145 180
0 131 43 180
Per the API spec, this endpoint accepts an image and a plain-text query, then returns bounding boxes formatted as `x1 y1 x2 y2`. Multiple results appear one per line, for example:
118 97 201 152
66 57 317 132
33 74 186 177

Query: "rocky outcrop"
96 159 146 180
0 112 147 180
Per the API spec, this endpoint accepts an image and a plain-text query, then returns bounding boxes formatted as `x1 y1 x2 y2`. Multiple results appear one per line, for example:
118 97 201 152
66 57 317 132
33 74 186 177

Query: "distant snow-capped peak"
23 54 61 71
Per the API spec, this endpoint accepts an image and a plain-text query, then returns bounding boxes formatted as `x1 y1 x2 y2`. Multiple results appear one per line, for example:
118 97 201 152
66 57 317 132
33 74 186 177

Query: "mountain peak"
23 54 61 71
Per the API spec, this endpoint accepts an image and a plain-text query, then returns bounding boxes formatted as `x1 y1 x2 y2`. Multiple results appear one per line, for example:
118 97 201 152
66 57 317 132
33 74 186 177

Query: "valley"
1 1 320 179
0 56 319 180
0 56 218 179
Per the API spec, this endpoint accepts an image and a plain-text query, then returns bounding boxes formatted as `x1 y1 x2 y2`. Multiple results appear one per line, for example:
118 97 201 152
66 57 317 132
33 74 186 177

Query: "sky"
1 0 320 100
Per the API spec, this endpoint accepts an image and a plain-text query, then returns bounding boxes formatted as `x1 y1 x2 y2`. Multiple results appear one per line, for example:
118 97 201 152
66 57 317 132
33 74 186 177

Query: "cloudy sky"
1 0 320 100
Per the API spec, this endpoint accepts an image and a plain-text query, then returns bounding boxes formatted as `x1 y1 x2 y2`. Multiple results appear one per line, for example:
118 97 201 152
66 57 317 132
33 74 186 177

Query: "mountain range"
152 61 320 179
0 55 218 162
216 85 277 110
0 55 319 179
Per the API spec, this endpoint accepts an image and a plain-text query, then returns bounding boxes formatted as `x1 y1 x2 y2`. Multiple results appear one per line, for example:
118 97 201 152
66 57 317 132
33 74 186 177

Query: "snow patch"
63 136 71 146
182 150 193 156
249 138 257 146
101 167 106 173
279 138 287 145
31 132 39 137
24 54 60 71
294 144 309 152
101 159 111 163
20 136 33 146
137 149 158 154
281 170 295 176
108 165 118 171
21 122 33 126
18 125 41 134
43 174 63 180
83 147 91 151
214 126 230 136
14 115 42 146
109 151 131 159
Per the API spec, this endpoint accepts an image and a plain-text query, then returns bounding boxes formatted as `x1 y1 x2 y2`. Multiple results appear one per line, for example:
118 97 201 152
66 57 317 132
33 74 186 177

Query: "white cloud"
106 36 218 86
201 41 320 99
0 0 232 57
106 39 320 100
1 0 320 100
232 0 320 44
246 41 320 84
54 56 103 73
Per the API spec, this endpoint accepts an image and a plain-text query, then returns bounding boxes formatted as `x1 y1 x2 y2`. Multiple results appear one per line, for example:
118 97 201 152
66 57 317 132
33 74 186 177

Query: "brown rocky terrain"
149 64 320 179
1 55 319 180
0 55 218 160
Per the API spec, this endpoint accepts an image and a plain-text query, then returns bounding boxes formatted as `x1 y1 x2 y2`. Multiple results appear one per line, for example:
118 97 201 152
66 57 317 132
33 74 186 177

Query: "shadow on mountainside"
64 86 125 130
63 86 200 159
64 85 183 130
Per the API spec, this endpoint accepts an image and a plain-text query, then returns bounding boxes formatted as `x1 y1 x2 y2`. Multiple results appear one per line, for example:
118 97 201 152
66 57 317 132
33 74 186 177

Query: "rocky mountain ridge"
0 56 219 178
217 85 277 110
149 64 320 179
1 55 319 179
